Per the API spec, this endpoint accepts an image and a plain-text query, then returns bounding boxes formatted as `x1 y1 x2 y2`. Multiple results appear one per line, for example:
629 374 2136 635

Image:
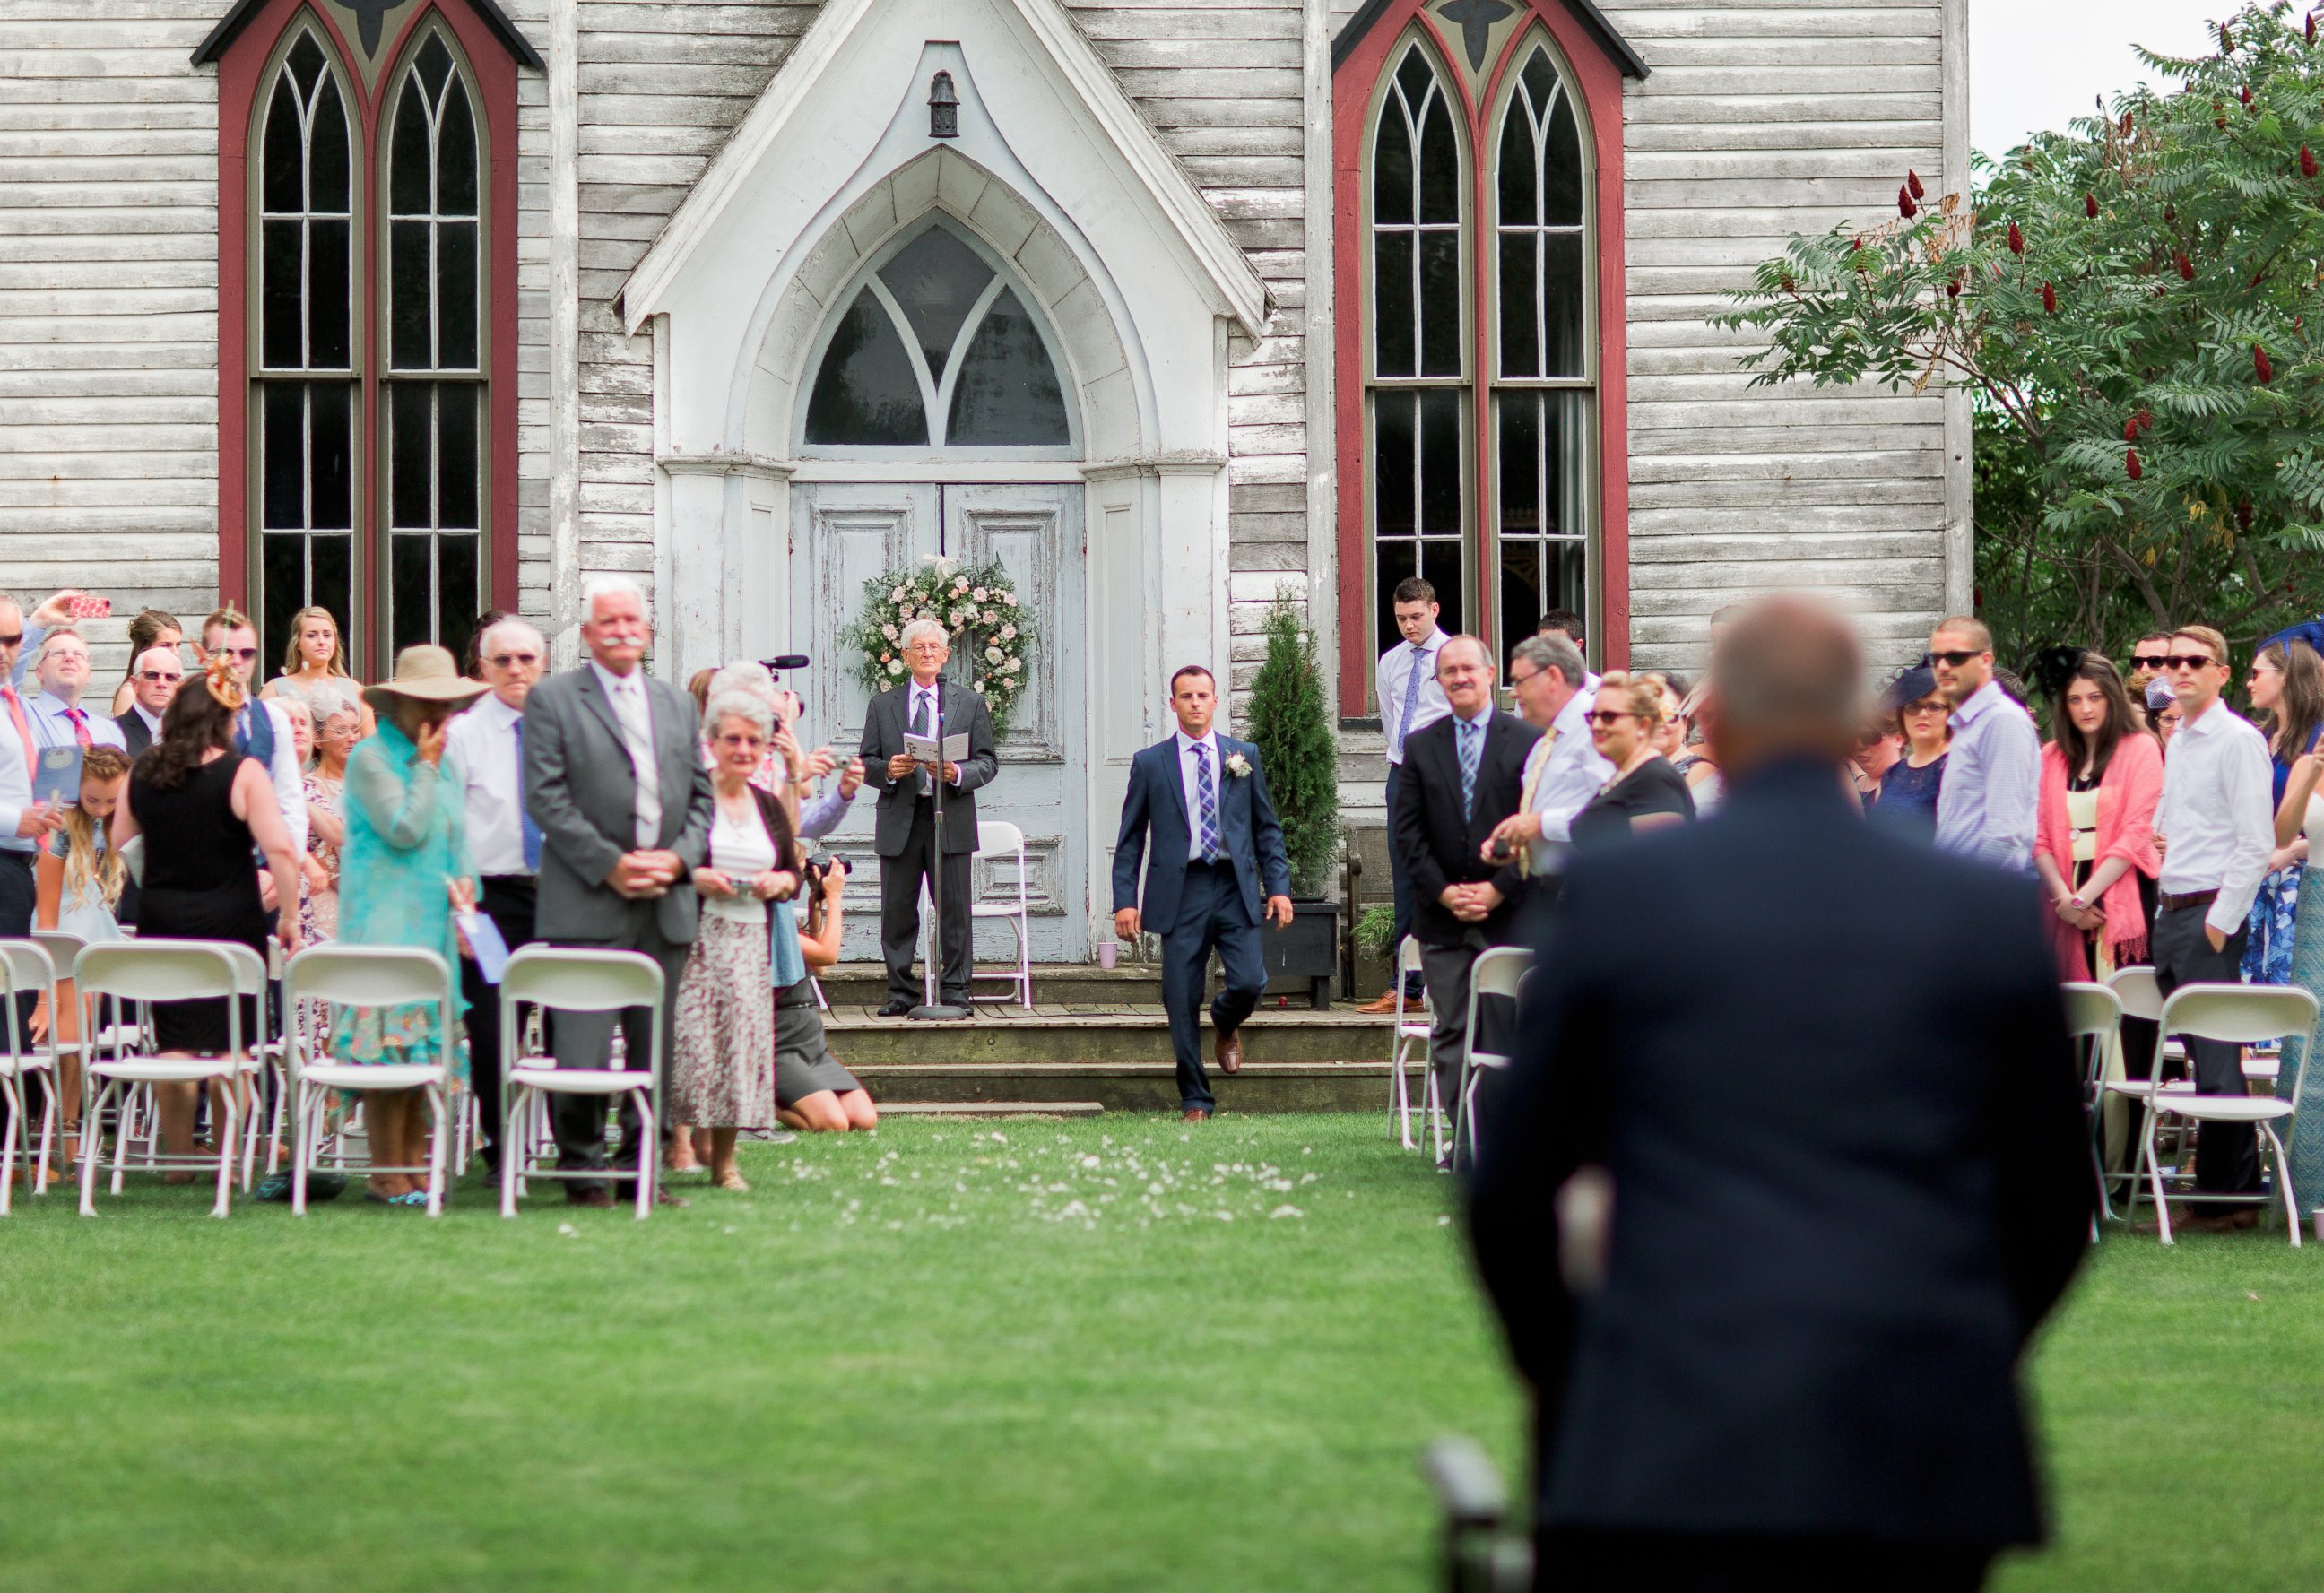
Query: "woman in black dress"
1571 671 1696 850
112 652 304 1173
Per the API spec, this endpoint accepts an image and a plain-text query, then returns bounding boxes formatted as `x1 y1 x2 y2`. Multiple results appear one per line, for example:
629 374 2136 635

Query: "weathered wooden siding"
1602 0 1958 670
499 0 556 627
0 4 222 676
1062 0 1310 699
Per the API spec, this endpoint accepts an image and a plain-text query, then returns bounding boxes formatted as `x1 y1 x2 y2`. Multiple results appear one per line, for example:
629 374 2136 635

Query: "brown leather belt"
2158 889 2220 913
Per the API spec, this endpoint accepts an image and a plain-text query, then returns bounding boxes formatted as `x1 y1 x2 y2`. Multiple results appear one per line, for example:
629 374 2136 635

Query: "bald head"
1704 597 1863 775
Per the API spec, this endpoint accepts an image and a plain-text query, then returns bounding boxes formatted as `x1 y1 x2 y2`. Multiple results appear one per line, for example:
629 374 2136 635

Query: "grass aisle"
0 1113 1525 1593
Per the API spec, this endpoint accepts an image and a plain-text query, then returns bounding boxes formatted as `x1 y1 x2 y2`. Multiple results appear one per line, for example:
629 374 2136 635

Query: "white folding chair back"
2058 982 2123 1225
967 820 1032 1008
0 939 60 1213
498 948 665 1220
1388 936 1435 1151
282 945 459 1216
2126 983 2320 1246
1454 946 1534 1167
2108 965 2163 1022
2060 982 2122 1042
74 940 247 1218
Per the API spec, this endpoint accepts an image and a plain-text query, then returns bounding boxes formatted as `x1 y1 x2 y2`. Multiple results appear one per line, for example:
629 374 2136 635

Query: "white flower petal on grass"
1269 1205 1304 1219
557 1222 577 1237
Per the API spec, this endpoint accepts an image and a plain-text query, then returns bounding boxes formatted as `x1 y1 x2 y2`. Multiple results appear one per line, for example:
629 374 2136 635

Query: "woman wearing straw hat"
331 645 485 1205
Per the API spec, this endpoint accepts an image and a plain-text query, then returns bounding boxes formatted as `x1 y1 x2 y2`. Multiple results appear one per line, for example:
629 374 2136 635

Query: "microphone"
759 654 811 672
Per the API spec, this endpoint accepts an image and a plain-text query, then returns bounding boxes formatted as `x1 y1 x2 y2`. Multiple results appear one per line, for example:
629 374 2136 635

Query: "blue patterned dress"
2243 740 2317 985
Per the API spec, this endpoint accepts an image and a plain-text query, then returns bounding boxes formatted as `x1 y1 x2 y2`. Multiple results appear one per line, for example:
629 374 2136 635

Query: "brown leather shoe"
567 1188 615 1209
1215 1027 1244 1075
1354 991 1400 1015
1181 1108 1210 1123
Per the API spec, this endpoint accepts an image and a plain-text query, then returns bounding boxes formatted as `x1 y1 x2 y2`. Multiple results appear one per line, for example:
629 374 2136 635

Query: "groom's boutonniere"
1223 751 1252 778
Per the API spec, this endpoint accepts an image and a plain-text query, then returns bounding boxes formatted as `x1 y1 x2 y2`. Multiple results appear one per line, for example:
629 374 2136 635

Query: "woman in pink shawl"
2033 652 2162 981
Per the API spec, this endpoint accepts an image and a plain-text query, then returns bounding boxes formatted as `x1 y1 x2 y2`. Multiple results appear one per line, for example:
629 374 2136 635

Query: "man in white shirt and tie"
0 593 67 993
1485 632 1612 899
1359 576 1452 1014
26 629 131 755
2149 623 2277 1230
445 617 548 1177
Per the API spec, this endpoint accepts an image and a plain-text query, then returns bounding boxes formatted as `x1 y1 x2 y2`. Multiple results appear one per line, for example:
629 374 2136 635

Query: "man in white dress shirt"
2150 623 2276 1228
1360 576 1452 1014
1486 632 1612 903
26 629 130 755
445 617 548 1177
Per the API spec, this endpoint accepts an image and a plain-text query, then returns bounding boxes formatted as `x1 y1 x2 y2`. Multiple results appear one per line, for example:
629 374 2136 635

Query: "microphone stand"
909 686 970 1022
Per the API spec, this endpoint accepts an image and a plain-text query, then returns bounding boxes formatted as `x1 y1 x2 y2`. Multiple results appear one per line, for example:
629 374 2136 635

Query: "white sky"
1972 0 2228 158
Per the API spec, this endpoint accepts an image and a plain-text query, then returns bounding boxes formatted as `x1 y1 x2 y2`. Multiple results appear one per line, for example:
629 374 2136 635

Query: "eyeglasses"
2131 654 2171 671
2164 654 2219 671
1583 710 1638 727
1903 702 1948 715
1506 668 1539 687
486 652 541 668
134 671 182 683
1928 650 1983 668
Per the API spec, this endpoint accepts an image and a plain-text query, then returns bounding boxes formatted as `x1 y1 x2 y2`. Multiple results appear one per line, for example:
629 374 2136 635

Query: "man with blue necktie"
1113 666 1295 1121
1360 577 1452 1014
445 617 548 1177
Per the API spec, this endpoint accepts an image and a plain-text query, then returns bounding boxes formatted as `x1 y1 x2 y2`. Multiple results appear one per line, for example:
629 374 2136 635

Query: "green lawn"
3 1113 2319 1591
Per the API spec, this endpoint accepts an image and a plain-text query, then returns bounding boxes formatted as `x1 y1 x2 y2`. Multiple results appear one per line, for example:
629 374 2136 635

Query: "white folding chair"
2060 981 2123 1225
2120 983 2320 1245
0 939 61 1213
282 945 459 1216
499 948 665 1220
1453 945 1533 1169
1388 937 1435 1151
966 820 1033 1008
74 941 248 1218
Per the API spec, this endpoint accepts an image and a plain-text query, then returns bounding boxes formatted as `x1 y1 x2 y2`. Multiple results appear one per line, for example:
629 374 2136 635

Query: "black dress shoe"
877 998 914 1017
567 1187 615 1209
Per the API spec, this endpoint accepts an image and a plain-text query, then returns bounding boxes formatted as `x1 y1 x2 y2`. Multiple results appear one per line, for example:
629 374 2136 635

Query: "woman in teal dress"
332 645 485 1205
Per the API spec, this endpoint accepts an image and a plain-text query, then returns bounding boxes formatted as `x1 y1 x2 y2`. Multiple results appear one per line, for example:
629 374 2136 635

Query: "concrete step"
815 961 1172 1009
880 1100 1107 1117
853 1061 1389 1113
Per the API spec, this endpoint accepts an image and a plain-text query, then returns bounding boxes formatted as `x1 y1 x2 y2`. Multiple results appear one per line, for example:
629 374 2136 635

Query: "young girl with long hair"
30 746 133 1170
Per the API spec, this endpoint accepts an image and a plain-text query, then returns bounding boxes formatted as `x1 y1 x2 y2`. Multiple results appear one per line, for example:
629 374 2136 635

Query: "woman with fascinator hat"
111 648 306 1188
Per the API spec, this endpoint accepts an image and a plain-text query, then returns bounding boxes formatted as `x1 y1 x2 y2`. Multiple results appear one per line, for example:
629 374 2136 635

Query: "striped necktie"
1458 717 1482 819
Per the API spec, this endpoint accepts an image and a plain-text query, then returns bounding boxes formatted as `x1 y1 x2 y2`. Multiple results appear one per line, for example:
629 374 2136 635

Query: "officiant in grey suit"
857 618 999 1015
522 575 715 1207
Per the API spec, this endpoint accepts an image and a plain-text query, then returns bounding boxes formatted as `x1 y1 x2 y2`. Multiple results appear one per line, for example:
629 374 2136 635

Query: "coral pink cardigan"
2034 732 2164 978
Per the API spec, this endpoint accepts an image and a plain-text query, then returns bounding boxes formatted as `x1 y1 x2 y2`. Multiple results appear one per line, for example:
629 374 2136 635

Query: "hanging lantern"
929 72 959 139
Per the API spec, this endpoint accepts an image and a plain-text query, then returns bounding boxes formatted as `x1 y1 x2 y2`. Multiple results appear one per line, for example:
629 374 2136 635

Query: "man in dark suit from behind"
1390 634 1540 1135
1469 597 2094 1593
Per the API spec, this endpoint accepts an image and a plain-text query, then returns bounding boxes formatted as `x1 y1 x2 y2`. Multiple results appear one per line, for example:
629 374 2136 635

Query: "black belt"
2158 889 2219 913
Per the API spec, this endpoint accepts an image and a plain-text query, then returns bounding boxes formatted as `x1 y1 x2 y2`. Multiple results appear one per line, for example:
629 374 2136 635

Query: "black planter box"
1261 898 1339 1009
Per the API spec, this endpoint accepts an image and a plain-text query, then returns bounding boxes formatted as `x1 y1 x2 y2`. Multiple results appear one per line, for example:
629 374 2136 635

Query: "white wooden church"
3 0 1965 959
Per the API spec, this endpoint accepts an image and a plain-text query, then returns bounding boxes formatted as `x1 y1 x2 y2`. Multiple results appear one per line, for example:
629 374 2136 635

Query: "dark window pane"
262 385 305 529
390 219 429 369
803 289 929 446
1418 91 1460 224
436 384 479 527
415 36 453 95
313 532 352 650
438 220 478 369
262 532 303 670
1498 393 1540 536
1422 539 1463 636
1546 538 1586 618
1373 100 1412 226
287 33 324 93
1418 389 1461 535
1521 51 1557 114
1418 230 1461 377
437 79 478 216
1374 392 1413 539
1498 234 1537 377
308 78 349 213
308 217 350 369
437 532 481 655
1498 539 1540 669
391 383 433 529
261 76 303 213
946 288 1070 446
1544 91 1583 227
1547 390 1589 537
1373 232 1414 377
392 535 430 656
1395 48 1433 107
389 80 432 215
261 219 302 368
1543 233 1585 377
878 226 993 377
1497 100 1535 229
309 382 352 529
1373 543 1405 668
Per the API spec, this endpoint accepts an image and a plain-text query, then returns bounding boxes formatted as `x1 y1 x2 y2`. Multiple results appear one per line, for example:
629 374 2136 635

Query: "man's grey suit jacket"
523 664 715 945
856 680 999 857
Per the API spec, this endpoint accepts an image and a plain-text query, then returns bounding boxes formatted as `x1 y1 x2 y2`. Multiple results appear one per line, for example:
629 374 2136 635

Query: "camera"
802 853 850 894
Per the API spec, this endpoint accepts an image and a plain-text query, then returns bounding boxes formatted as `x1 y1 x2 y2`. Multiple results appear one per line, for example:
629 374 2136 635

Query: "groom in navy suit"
1113 665 1295 1121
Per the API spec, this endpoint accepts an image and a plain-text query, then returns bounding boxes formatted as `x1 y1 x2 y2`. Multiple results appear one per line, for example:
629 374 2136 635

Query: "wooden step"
814 961 1173 1008
853 1061 1389 1113
820 1002 1391 1066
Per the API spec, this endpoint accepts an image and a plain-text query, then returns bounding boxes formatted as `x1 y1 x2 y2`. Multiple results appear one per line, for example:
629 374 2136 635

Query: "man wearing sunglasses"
2150 625 2276 1228
1928 617 2040 872
116 645 185 758
2125 632 2175 699
199 606 308 862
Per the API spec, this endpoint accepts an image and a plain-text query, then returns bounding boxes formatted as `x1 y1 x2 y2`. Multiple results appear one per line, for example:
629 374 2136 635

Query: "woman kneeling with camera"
781 856 879 1132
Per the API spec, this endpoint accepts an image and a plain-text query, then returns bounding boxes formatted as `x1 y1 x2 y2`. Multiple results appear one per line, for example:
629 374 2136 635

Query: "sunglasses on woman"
1583 710 1639 727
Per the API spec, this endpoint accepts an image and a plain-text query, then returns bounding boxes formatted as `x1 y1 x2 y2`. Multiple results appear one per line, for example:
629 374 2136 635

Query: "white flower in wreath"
1223 751 1251 778
971 586 988 602
984 645 1004 664
1002 656 1021 674
1000 591 1017 608
999 623 1017 641
887 659 905 676
954 576 970 593
981 609 997 624
881 623 898 641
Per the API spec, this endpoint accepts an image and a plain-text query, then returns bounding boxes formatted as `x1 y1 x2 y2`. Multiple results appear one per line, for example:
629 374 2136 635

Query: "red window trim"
1331 0 1632 715
212 0 522 677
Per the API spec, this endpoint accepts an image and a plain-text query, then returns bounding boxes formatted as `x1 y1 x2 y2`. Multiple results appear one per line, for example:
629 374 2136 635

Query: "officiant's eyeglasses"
134 671 181 683
486 652 540 667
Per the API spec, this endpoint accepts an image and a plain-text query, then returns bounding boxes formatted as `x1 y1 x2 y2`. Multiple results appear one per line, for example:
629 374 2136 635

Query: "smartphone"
67 594 110 619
